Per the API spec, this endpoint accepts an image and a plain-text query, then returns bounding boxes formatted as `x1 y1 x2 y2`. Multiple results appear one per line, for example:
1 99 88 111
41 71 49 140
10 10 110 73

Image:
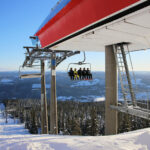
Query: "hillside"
0 103 150 150
0 71 150 101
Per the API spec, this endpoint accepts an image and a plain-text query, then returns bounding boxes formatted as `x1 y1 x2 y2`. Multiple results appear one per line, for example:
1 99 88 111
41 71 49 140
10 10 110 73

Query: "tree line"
2 99 150 135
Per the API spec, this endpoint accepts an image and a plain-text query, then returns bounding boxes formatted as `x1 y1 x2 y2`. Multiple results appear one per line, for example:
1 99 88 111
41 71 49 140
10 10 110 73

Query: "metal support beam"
50 52 58 134
110 105 150 120
120 44 136 106
105 45 118 135
20 73 41 79
41 60 48 134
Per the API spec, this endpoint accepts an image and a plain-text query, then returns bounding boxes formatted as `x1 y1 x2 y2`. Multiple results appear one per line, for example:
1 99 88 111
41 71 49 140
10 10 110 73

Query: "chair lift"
67 52 92 80
19 65 41 79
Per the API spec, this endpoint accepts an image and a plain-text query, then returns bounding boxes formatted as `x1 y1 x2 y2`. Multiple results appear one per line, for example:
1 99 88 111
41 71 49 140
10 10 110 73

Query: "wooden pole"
50 52 58 134
105 45 118 135
41 60 48 134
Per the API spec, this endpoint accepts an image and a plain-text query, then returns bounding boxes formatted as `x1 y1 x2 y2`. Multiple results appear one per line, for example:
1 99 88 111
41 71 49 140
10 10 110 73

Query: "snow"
57 96 74 101
0 103 5 111
0 104 29 136
0 79 13 83
57 95 106 102
94 97 105 102
0 79 14 84
70 79 100 87
0 103 150 150
32 84 51 89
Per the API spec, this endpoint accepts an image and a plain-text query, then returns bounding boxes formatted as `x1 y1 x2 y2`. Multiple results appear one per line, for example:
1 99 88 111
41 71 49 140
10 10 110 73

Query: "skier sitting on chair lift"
74 68 79 80
82 68 87 80
68 68 74 80
78 68 82 80
86 68 92 80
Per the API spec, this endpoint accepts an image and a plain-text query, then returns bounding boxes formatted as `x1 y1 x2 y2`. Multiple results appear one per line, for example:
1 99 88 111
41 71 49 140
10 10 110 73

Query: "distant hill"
0 71 150 102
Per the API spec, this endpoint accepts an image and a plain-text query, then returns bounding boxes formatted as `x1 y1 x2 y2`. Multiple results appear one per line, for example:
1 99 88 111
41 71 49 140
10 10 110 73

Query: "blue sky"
0 0 150 71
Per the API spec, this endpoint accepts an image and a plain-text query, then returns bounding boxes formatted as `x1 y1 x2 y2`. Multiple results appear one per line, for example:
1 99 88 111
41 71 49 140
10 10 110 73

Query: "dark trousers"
79 75 82 80
70 75 74 80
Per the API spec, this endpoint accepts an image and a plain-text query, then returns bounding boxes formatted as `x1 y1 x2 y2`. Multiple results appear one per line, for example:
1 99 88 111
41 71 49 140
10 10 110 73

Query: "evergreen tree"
142 118 150 128
29 109 38 134
83 118 91 135
71 118 82 135
119 113 131 133
131 116 139 130
65 116 72 135
90 106 99 136
84 106 99 136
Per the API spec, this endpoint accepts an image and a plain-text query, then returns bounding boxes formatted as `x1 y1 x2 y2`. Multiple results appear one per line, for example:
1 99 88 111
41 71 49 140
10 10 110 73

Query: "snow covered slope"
0 103 150 150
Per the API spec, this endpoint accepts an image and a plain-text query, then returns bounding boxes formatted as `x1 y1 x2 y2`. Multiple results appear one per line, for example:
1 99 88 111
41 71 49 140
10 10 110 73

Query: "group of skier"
68 67 92 80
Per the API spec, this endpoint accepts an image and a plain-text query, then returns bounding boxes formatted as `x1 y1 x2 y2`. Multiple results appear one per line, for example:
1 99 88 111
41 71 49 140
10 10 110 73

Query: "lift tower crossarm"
23 46 80 68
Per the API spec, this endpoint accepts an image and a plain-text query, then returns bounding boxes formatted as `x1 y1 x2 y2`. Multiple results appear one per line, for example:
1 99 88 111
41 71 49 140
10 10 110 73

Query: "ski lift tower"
21 42 80 134
33 0 150 135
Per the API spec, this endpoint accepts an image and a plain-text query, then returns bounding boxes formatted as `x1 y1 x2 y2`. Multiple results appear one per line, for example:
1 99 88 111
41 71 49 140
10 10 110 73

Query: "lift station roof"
35 0 150 51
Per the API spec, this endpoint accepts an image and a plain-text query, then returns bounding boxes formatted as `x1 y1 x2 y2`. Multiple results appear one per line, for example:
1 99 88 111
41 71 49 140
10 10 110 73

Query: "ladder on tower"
110 43 150 120
114 44 136 107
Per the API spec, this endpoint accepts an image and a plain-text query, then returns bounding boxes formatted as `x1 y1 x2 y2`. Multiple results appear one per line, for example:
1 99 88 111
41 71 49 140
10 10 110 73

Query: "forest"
2 99 150 135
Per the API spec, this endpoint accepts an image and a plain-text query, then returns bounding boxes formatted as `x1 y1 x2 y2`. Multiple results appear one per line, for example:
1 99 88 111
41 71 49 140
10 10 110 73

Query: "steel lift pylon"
21 44 80 134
